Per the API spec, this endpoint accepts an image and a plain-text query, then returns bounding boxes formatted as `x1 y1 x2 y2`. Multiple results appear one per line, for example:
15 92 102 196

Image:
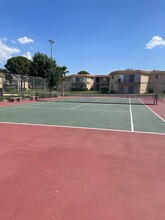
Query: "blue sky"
0 0 165 74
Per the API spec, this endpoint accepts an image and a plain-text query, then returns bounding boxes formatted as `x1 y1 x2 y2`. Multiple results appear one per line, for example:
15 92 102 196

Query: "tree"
47 67 57 92
47 65 69 93
30 52 60 93
77 70 90 75
30 52 56 78
5 56 32 92
56 66 69 95
56 66 69 82
5 56 31 75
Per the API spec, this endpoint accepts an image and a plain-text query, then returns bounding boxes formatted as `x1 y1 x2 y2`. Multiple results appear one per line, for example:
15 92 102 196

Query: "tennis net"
37 93 158 105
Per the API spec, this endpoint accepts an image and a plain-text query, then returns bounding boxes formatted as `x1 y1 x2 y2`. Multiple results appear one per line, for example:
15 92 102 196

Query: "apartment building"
148 70 165 93
0 72 5 88
93 75 110 91
63 74 110 92
109 69 165 94
63 74 95 91
63 70 165 94
109 70 150 94
0 72 5 97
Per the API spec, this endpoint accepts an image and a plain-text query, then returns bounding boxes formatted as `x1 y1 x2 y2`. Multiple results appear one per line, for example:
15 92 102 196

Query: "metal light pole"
48 39 55 94
48 39 55 59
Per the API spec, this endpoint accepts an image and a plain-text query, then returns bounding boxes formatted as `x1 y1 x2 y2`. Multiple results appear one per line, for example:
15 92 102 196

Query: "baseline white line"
0 121 164 135
129 98 134 132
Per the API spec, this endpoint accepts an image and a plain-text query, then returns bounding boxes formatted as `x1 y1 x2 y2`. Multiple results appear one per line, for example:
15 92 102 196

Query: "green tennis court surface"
0 99 164 134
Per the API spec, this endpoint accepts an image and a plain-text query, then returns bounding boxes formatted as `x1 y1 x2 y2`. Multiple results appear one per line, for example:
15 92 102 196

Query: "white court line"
24 106 68 110
90 99 100 103
129 98 134 132
0 102 52 111
0 105 33 111
24 105 128 113
0 101 129 113
145 105 165 123
0 121 164 135
70 103 90 110
138 99 165 123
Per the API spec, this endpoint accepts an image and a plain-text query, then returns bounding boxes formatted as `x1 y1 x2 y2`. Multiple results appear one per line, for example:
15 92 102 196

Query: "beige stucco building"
147 71 165 94
0 72 5 89
63 74 110 92
109 69 165 94
63 74 95 91
109 70 151 94
63 70 165 94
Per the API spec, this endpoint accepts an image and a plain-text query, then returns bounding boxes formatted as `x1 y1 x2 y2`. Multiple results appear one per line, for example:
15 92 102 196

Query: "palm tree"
56 66 69 96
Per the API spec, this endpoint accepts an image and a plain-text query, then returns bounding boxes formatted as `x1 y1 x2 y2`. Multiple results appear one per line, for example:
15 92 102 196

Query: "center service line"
129 98 134 132
70 103 90 110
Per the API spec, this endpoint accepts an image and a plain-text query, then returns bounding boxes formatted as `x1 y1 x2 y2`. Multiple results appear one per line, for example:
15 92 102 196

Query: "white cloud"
17 36 34 44
22 52 32 60
0 39 20 63
146 35 165 49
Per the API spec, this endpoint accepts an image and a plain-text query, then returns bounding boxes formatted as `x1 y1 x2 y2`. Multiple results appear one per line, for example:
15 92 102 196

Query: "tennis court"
0 96 165 220
0 94 164 134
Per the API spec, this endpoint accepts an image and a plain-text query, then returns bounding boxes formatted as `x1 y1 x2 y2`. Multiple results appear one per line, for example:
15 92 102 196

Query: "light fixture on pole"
48 39 55 59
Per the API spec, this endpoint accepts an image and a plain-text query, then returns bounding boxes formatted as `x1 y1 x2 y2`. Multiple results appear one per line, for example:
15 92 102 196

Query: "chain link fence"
0 72 64 100
0 73 50 99
3 73 47 92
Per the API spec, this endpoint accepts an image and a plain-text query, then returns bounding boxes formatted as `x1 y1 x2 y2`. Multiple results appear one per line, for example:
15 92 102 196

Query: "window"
103 78 108 82
129 75 135 82
72 78 76 83
83 78 86 83
155 75 160 79
124 75 134 82
76 78 80 82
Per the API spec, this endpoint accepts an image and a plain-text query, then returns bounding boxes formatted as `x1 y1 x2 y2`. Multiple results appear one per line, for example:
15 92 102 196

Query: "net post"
35 92 39 101
154 93 158 105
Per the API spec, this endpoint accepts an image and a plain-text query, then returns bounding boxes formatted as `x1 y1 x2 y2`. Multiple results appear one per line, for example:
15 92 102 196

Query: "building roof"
95 75 110 78
65 74 96 78
151 70 165 75
65 70 165 78
110 69 165 75
65 74 110 78
109 69 151 75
